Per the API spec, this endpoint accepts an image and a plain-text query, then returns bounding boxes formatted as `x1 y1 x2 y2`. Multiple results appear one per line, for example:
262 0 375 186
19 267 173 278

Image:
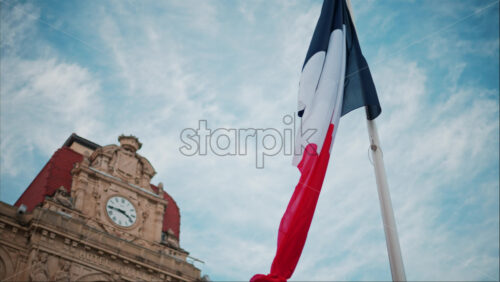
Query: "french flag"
251 0 381 281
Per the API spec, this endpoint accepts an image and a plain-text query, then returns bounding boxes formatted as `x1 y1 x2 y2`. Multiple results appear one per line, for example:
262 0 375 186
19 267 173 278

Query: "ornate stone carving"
30 252 49 282
110 270 122 282
53 186 74 209
88 136 156 190
0 194 201 282
116 150 138 178
0 247 14 281
118 135 142 152
53 259 71 282
142 210 149 221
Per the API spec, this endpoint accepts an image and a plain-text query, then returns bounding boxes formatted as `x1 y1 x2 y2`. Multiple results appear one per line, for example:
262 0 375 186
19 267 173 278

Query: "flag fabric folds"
251 0 380 281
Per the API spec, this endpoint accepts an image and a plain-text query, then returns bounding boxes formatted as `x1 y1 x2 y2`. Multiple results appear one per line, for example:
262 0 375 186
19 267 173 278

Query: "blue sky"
1 0 499 281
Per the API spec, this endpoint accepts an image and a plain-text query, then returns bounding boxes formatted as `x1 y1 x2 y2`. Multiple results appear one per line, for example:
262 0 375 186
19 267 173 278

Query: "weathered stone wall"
0 202 200 282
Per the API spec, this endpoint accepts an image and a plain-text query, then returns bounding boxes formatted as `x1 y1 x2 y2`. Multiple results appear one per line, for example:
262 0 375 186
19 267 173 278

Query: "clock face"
106 196 137 227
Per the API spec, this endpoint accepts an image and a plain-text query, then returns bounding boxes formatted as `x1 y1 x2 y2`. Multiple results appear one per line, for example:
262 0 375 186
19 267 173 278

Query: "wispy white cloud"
0 2 104 178
0 57 104 176
0 2 40 52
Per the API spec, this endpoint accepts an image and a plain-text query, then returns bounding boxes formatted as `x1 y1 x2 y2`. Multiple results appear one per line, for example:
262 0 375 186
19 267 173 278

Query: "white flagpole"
366 118 406 282
345 1 406 281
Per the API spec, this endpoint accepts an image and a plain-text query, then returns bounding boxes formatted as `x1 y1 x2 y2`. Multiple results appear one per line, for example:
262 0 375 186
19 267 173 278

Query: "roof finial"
118 135 142 152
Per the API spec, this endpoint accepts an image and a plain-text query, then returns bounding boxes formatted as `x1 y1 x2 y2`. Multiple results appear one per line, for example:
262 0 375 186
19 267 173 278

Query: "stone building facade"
0 134 203 281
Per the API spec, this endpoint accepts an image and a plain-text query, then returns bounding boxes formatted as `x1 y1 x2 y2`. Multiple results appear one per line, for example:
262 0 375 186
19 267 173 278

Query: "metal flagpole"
344 1 406 281
366 118 406 282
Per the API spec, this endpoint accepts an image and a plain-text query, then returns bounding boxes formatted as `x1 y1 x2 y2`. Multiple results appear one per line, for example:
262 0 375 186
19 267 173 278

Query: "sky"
0 0 499 281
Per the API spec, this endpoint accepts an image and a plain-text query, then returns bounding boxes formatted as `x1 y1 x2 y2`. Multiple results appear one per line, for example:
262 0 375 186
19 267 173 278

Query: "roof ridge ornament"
118 134 142 152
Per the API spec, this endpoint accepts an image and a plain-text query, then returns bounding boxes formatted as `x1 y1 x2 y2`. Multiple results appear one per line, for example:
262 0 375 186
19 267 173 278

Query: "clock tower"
0 134 204 281
71 135 168 245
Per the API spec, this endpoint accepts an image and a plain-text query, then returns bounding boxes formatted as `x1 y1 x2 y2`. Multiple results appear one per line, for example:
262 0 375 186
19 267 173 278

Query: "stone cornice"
0 203 199 281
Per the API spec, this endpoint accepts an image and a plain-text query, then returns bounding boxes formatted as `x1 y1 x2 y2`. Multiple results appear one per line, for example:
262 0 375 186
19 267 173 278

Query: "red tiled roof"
15 145 180 239
15 147 82 211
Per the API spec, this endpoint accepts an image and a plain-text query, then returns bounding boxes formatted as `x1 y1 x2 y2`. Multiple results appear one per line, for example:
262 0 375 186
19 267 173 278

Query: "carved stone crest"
88 135 156 190
116 150 138 178
53 186 73 209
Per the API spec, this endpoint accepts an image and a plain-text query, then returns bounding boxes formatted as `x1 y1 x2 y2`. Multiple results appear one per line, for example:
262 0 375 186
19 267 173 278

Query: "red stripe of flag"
251 124 335 282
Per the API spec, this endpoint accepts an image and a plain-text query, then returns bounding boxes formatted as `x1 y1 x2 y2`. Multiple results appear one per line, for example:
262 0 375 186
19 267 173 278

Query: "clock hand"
124 213 133 222
108 206 126 213
108 206 128 216
108 206 134 223
114 207 133 221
